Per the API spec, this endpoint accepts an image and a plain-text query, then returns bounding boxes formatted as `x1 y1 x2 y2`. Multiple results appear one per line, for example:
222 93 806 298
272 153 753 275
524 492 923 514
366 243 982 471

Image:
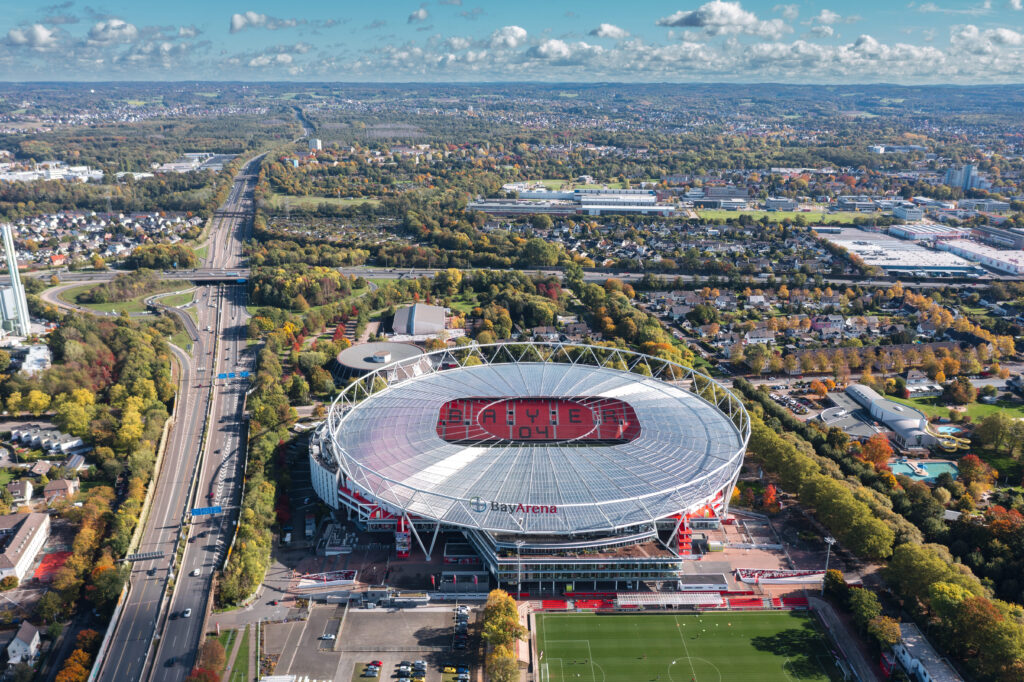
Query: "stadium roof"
324 351 746 535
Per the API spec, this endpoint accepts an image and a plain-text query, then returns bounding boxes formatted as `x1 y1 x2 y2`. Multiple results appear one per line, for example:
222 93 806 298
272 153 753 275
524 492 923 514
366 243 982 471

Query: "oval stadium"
310 342 750 591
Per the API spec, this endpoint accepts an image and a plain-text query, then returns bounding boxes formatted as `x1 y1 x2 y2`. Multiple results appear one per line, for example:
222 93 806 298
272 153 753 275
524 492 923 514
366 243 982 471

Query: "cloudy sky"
2 0 1024 82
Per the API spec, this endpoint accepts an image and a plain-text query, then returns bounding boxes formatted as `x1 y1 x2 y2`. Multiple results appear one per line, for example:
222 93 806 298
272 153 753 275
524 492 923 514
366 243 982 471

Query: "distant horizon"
2 1 1024 83
2 80 1024 88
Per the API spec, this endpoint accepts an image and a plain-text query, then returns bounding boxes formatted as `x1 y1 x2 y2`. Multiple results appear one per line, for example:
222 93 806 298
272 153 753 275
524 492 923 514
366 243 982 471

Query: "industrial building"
893 203 924 222
468 188 675 217
820 229 986 277
310 343 749 590
764 197 798 211
935 239 1024 275
888 224 971 242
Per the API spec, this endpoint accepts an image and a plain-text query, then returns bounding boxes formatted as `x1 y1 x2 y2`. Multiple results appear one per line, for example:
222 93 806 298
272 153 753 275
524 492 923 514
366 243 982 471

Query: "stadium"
310 342 750 592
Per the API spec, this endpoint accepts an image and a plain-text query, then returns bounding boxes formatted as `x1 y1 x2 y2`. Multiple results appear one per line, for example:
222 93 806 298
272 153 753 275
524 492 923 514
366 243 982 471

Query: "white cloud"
531 39 571 60
914 1 992 14
656 1 791 40
249 52 293 67
408 8 429 24
589 23 628 39
446 36 471 50
814 10 842 25
950 24 1024 53
5 24 58 49
1010 0 1022 8
773 4 799 20
489 25 527 48
88 18 139 44
229 11 298 33
810 25 835 37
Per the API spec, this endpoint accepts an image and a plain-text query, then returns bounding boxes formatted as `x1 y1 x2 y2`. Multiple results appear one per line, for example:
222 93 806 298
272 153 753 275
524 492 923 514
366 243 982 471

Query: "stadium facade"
310 343 749 591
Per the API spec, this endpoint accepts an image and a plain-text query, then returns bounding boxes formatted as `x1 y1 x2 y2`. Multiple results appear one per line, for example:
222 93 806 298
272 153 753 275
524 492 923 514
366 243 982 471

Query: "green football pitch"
536 611 845 682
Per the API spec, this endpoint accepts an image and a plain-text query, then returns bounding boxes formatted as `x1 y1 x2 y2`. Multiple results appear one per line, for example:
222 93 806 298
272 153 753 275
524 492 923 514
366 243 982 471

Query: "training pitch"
536 611 844 682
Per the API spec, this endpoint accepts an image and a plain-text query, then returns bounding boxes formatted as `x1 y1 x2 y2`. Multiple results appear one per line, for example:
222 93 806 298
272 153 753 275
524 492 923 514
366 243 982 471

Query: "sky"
2 0 1024 83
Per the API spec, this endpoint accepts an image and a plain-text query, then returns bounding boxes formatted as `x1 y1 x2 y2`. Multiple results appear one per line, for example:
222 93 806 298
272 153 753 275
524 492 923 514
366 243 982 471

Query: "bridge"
0 267 252 287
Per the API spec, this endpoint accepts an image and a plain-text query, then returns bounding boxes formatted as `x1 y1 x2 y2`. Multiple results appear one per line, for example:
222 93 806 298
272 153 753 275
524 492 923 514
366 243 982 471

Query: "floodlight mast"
0 224 30 337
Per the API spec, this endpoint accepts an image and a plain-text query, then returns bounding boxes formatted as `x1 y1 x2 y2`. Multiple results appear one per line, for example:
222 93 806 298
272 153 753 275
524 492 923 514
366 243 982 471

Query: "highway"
96 158 258 681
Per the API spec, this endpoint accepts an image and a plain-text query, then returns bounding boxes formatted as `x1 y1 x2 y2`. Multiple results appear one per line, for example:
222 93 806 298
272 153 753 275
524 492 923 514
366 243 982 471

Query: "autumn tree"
860 434 893 470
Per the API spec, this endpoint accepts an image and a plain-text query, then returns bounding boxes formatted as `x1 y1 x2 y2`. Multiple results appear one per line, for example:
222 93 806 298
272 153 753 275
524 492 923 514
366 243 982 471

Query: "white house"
0 513 50 582
6 621 40 666
891 622 963 682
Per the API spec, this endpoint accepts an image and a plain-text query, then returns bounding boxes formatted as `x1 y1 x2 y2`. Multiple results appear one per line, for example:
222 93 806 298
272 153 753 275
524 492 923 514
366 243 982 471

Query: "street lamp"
821 536 836 597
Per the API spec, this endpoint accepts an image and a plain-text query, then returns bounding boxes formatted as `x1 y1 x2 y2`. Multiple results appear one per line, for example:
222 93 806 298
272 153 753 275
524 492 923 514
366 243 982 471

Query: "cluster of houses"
10 211 203 268
641 286 1005 367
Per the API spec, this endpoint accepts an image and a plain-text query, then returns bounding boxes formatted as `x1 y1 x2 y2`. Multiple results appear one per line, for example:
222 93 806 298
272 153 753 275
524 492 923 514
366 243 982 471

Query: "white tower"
1 225 30 336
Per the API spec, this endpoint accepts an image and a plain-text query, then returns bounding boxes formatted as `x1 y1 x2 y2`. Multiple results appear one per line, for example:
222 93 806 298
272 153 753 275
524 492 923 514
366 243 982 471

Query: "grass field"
536 612 843 682
158 291 195 308
58 282 181 314
887 395 1024 421
193 244 209 262
228 626 250 682
267 193 381 211
697 209 877 224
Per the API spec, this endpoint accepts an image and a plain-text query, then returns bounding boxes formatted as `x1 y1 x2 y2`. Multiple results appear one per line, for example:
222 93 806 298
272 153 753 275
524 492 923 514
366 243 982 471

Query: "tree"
823 569 849 605
975 412 1012 451
485 645 519 682
867 616 902 647
860 434 893 470
943 376 975 405
0 576 17 591
199 640 226 672
26 389 51 416
848 588 882 631
810 380 828 398
957 454 996 488
5 391 22 415
76 629 101 653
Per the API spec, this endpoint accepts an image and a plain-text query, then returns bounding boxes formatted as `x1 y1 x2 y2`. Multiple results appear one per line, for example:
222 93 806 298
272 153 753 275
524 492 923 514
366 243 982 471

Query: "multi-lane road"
95 158 257 681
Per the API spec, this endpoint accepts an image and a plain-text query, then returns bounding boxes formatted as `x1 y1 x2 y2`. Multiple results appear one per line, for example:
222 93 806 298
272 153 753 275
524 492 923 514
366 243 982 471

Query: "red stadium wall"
437 396 641 444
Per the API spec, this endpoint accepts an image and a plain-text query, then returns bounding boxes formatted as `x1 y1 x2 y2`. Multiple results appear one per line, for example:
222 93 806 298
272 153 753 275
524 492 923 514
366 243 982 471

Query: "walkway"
808 595 883 682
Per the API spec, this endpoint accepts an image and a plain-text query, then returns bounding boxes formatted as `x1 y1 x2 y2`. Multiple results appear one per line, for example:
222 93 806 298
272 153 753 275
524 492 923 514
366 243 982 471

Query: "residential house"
743 327 775 346
42 479 79 504
812 315 846 340
562 322 591 341
6 622 40 666
28 462 51 478
5 480 31 506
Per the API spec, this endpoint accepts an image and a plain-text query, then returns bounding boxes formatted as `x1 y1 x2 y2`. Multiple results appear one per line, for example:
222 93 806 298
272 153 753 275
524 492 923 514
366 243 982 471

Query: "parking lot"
267 603 479 682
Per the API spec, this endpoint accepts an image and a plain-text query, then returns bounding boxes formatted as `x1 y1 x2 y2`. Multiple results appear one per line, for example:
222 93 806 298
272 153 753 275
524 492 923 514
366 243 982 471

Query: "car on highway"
165 657 175 667
319 633 336 641
182 608 192 618
192 568 201 577
147 567 157 576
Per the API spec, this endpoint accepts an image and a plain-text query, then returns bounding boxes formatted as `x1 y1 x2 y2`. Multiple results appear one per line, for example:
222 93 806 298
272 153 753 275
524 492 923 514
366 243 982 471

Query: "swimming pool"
890 459 959 483
936 425 965 436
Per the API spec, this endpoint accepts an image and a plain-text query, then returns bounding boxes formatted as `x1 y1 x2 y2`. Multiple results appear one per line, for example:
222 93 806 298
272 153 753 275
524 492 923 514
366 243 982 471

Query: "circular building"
310 343 749 590
330 341 429 382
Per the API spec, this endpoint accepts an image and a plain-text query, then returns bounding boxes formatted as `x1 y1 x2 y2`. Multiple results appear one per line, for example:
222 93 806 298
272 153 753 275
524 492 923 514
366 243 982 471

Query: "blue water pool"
936 426 964 435
890 460 959 483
